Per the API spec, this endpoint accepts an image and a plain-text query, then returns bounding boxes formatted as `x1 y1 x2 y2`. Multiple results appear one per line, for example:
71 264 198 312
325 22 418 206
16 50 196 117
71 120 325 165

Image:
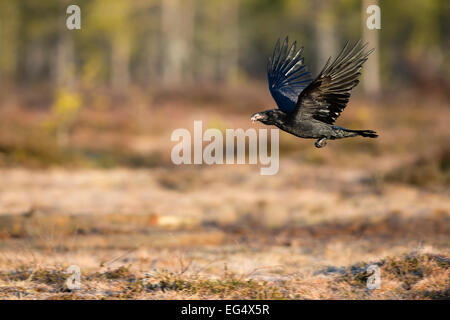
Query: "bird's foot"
314 137 327 148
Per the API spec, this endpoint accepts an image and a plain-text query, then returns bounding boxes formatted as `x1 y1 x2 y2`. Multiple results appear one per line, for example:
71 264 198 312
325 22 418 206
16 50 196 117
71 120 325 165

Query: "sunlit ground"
0 86 448 299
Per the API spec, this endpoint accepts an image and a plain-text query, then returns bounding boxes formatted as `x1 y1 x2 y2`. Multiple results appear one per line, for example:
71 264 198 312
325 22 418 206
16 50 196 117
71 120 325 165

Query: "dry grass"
0 87 449 299
0 248 448 299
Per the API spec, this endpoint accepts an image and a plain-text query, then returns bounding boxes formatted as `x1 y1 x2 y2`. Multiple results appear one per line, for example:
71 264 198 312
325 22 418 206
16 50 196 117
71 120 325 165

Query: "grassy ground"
0 86 448 299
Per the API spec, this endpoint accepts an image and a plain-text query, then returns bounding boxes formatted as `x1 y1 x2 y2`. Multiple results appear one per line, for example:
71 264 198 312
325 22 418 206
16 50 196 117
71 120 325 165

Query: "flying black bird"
251 38 378 148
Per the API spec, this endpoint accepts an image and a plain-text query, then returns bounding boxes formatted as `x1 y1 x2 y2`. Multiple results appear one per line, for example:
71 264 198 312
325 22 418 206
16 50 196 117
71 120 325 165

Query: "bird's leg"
314 137 327 148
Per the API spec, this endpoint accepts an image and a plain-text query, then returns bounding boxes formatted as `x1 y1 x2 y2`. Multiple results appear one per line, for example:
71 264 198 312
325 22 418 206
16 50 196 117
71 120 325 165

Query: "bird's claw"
314 138 327 148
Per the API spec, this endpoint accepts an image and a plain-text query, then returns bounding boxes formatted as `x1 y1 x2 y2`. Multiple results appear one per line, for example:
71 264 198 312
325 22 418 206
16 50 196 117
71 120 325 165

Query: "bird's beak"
251 113 264 122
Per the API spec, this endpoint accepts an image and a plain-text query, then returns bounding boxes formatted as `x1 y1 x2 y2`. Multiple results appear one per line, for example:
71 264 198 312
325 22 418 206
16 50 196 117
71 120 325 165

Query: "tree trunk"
160 0 194 85
111 36 131 89
362 0 380 96
218 0 239 85
0 1 19 83
53 31 76 88
25 39 46 83
314 0 337 69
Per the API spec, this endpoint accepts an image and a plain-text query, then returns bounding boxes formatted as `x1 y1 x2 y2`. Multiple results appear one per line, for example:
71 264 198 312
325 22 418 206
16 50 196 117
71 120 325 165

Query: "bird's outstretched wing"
293 41 374 124
268 37 313 114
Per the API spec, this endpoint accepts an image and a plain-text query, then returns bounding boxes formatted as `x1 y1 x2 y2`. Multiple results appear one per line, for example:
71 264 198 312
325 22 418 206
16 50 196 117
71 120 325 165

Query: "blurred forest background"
0 0 448 166
0 0 449 300
0 0 448 90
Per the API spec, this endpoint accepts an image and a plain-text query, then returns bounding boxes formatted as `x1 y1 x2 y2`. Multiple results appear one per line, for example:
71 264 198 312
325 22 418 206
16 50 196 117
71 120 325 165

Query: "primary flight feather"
251 37 378 148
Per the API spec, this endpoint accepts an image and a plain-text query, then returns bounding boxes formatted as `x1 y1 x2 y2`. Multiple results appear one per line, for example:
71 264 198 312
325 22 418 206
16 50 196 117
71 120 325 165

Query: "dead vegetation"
0 89 449 299
385 148 450 187
0 251 447 299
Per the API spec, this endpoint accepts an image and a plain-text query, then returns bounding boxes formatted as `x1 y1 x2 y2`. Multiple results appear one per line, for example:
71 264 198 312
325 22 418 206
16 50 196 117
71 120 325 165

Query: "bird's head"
251 109 286 125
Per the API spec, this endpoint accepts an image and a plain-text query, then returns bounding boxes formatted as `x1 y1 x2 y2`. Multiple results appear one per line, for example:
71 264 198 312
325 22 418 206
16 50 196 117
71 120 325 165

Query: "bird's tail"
346 129 378 138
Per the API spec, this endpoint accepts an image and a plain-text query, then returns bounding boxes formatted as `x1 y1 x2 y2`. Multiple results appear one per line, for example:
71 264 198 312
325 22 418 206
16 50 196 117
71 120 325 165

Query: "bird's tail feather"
346 129 378 138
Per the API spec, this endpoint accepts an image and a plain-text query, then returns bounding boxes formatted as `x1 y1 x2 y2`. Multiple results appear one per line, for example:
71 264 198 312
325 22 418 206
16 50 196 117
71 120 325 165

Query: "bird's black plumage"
251 38 378 148
267 38 313 113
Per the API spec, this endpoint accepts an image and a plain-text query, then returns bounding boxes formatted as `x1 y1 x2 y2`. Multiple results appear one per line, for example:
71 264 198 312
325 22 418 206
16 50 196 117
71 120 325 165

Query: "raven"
251 38 378 148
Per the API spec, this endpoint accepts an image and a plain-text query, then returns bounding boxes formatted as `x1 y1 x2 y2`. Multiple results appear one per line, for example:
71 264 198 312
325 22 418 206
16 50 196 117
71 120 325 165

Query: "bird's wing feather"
268 37 313 113
293 41 374 124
